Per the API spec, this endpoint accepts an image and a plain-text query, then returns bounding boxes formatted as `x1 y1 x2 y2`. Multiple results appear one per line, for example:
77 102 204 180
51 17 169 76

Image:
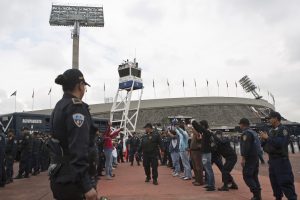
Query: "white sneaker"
173 173 179 177
183 177 191 180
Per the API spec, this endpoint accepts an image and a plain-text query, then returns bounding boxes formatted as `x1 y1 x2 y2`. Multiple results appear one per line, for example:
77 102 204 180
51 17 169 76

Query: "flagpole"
104 83 106 103
50 93 52 109
14 95 16 112
32 97 34 111
206 80 209 96
153 80 156 99
217 81 219 96
194 79 197 97
182 80 185 97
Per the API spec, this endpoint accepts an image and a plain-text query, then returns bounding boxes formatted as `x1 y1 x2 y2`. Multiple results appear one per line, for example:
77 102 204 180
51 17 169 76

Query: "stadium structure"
29 96 275 131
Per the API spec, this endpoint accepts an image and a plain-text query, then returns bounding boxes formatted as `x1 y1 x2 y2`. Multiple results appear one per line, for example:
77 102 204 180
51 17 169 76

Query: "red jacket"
103 125 121 149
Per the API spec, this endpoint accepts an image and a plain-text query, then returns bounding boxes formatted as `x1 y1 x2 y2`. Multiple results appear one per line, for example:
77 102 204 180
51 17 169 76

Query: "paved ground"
0 155 299 200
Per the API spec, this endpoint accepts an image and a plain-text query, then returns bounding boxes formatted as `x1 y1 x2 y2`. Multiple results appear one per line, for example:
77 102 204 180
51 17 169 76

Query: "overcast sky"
0 0 299 122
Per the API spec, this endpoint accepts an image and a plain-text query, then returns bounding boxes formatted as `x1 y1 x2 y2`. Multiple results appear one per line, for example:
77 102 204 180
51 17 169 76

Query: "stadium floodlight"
49 4 104 69
239 75 262 99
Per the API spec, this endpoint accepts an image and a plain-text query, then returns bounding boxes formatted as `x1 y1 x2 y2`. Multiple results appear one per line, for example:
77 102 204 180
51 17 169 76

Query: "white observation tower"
110 59 143 140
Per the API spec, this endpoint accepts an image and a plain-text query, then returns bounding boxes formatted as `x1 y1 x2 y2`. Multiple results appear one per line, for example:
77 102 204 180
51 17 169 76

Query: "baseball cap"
239 118 250 126
268 111 281 121
143 123 153 129
55 69 90 87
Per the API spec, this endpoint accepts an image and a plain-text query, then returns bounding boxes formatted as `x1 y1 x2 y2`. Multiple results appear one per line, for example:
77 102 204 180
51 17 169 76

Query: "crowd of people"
0 127 51 187
0 68 299 200
134 111 298 200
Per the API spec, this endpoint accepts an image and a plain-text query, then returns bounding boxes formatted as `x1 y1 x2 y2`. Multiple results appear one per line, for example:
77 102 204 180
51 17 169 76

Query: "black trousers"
243 157 261 194
269 158 297 200
51 181 84 200
222 156 237 185
129 148 140 164
143 154 158 180
18 154 31 175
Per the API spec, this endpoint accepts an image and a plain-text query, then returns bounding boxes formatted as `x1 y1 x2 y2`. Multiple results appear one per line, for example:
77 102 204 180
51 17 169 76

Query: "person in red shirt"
103 123 122 180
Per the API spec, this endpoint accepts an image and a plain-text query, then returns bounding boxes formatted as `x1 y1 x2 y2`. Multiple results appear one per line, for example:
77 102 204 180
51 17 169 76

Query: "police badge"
73 113 85 127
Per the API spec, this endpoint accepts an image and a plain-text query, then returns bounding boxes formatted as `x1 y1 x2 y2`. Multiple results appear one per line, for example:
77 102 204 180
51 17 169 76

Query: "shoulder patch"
72 98 82 105
283 129 288 136
73 113 85 127
243 135 247 141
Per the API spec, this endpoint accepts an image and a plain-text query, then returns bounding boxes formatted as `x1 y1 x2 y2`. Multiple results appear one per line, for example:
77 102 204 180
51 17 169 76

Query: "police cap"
268 111 281 121
55 69 90 87
239 118 250 126
143 123 153 129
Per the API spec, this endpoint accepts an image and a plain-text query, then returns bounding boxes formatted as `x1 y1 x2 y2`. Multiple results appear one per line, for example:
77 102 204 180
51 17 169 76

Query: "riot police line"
0 126 51 187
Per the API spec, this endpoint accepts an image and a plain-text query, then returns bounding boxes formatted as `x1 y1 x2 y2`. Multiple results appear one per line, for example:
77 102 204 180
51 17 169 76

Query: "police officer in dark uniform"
139 123 164 185
5 130 17 184
49 69 98 200
260 112 297 200
128 132 140 166
15 127 32 179
161 131 172 167
0 125 6 187
96 132 105 177
239 118 261 200
212 131 238 191
31 132 42 175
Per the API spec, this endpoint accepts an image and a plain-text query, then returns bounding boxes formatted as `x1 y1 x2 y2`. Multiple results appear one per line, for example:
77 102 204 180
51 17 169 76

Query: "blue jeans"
104 149 113 177
179 151 192 178
171 152 180 173
202 153 215 187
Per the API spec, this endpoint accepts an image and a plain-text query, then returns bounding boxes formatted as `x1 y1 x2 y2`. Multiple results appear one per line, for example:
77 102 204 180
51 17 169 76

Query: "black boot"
14 174 23 179
251 191 261 200
218 184 229 191
145 177 151 182
229 181 238 190
153 179 158 185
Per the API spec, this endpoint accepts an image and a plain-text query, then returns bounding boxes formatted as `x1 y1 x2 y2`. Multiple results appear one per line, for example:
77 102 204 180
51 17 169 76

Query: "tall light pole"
49 4 104 69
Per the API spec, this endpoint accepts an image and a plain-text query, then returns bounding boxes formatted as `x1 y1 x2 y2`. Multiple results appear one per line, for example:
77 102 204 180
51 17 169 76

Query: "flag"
235 81 238 88
182 80 185 87
194 79 197 88
226 81 229 88
167 79 170 86
152 80 155 88
32 90 34 98
217 80 219 87
10 91 17 96
206 80 209 87
104 83 106 91
48 88 52 95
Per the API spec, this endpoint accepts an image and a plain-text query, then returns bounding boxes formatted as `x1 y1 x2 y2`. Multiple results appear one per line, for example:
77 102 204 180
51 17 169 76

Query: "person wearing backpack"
239 118 261 200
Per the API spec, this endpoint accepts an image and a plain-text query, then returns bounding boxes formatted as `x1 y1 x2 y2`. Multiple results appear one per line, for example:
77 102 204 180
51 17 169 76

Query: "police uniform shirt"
51 93 93 193
240 128 258 158
140 131 164 155
263 124 289 158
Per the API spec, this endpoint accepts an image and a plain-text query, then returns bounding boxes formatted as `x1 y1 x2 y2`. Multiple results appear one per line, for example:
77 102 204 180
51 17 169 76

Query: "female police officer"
49 69 97 200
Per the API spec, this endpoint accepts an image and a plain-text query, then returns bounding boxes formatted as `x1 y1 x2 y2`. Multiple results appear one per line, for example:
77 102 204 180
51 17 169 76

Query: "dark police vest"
263 124 289 159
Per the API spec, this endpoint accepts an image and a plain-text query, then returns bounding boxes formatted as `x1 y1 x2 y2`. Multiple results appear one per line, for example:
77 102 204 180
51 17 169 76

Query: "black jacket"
50 93 93 193
212 134 236 159
139 131 164 156
191 120 212 153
